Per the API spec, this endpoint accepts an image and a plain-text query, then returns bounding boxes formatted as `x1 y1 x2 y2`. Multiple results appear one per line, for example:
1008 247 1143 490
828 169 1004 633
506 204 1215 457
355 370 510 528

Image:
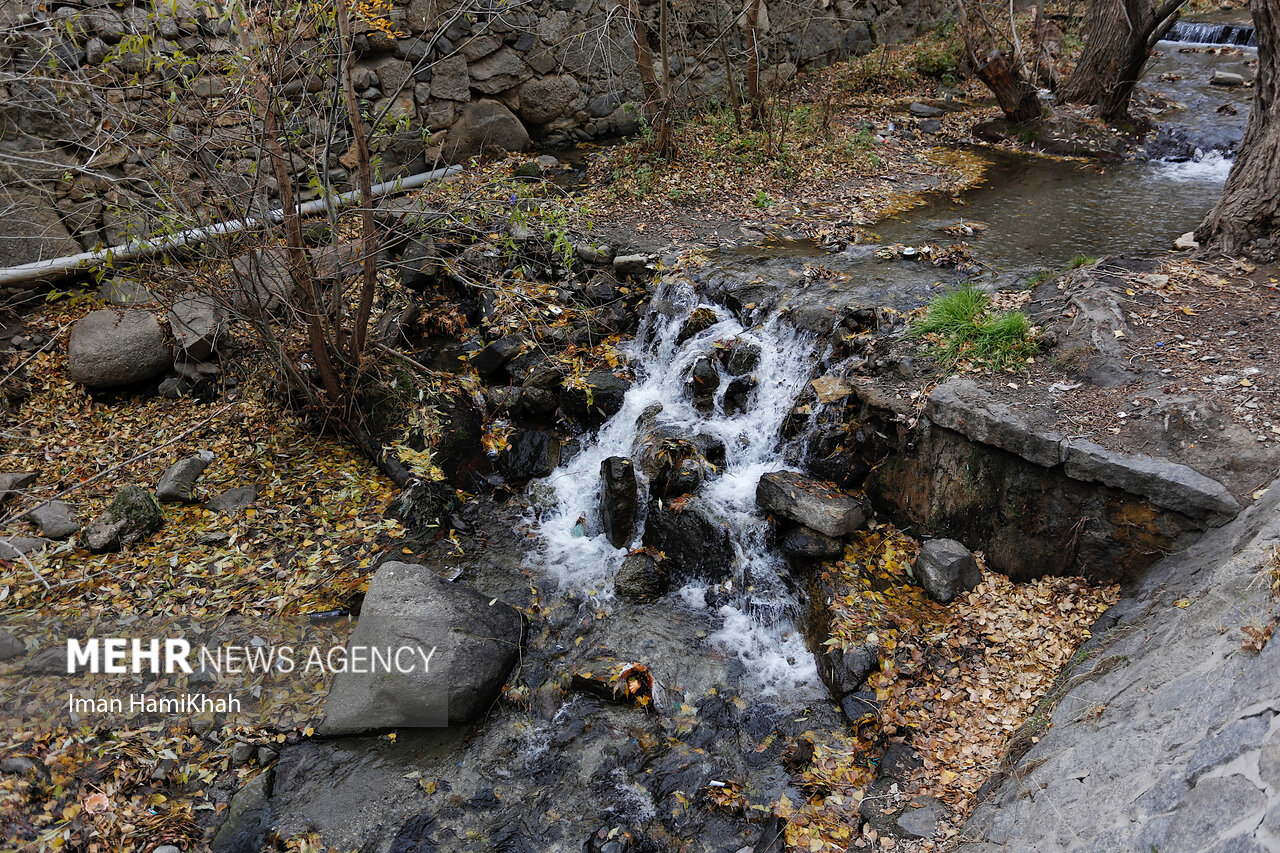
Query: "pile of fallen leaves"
783 525 1118 851
0 298 413 850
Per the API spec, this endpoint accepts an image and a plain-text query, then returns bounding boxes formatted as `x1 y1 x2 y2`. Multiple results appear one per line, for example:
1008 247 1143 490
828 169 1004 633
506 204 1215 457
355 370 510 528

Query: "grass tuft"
912 285 1039 373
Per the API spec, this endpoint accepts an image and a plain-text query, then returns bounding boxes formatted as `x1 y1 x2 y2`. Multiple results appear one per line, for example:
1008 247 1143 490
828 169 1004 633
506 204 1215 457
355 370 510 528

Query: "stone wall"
0 0 949 282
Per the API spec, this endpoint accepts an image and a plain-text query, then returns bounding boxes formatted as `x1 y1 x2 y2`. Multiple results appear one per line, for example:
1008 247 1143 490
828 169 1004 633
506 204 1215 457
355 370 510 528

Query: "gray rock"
24 645 67 674
756 471 867 538
643 499 734 581
98 277 154 306
841 690 881 723
574 242 615 265
67 309 173 389
0 191 81 270
517 74 580 124
913 538 981 603
256 747 277 766
0 472 36 505
319 561 523 733
909 102 945 117
613 254 653 278
230 741 257 766
927 378 1063 468
781 525 844 558
168 293 228 361
443 100 530 163
158 376 190 399
896 796 948 839
0 536 48 558
0 631 25 661
1211 70 1246 87
156 451 214 504
468 48 530 94
197 531 230 546
0 756 35 774
470 335 524 377
229 247 294 316
615 551 666 602
1061 439 1241 522
152 846 180 853
26 501 80 539
210 767 273 852
207 485 258 514
1187 713 1273 783
600 456 638 548
919 119 942 134
83 486 164 552
430 55 469 101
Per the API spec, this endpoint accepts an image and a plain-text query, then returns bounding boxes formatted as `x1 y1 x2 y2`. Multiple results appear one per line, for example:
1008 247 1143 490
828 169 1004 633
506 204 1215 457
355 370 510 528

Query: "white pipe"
0 164 464 288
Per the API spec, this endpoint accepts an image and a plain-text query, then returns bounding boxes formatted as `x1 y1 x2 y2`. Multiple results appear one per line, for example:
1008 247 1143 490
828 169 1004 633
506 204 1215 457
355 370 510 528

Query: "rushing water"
528 276 824 697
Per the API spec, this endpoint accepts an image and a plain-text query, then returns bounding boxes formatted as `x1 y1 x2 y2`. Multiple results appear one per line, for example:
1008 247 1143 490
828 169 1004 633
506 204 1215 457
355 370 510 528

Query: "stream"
255 27 1255 853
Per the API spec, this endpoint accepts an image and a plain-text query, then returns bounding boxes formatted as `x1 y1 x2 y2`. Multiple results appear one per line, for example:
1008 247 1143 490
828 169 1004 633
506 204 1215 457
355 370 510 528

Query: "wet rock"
756 471 867 538
913 538 980 603
207 485 258 514
781 525 843 559
822 642 878 695
724 375 757 416
643 498 734 581
689 355 720 409
723 338 761 375
896 796 948 839
498 429 561 483
26 501 80 539
67 309 172 389
1211 70 1246 87
0 472 36 506
387 813 439 853
561 370 631 427
841 689 881 723
615 551 666 601
600 457 638 548
156 451 214 504
470 335 524 377
676 307 720 345
640 437 709 499
83 486 164 552
0 631 25 661
319 561 523 732
168 293 228 361
210 766 273 852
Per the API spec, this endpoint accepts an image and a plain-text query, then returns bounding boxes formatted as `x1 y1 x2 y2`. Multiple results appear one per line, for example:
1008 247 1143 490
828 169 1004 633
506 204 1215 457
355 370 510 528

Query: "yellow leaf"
1175 598 1191 608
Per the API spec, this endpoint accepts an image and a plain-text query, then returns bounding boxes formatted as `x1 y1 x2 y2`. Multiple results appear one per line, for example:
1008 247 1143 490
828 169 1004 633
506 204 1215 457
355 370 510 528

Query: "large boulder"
442 100 529 164
756 471 867 539
497 429 561 483
168 293 228 361
642 498 735 581
517 74 580 125
67 309 172 389
83 486 164 552
913 538 981 603
320 561 523 733
599 457 637 548
561 369 631 427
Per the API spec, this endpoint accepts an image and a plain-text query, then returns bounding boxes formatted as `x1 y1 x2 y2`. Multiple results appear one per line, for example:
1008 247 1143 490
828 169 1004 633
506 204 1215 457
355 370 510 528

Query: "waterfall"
527 274 823 696
1163 21 1256 47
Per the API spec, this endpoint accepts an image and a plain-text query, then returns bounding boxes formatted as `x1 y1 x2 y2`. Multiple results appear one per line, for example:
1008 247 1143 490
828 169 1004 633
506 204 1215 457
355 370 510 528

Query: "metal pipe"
0 164 464 288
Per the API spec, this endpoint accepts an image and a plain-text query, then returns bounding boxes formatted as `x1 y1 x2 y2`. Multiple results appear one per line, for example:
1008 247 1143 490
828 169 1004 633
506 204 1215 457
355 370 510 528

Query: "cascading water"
527 274 823 697
1164 21 1256 47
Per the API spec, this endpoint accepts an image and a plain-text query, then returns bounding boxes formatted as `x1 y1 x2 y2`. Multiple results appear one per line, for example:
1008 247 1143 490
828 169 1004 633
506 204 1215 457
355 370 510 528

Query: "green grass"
912 285 1039 372
1025 268 1054 289
1068 254 1099 269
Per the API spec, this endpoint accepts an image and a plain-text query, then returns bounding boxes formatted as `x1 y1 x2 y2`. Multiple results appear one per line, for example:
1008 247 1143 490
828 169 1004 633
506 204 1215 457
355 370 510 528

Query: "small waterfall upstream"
527 275 824 697
1164 21 1256 47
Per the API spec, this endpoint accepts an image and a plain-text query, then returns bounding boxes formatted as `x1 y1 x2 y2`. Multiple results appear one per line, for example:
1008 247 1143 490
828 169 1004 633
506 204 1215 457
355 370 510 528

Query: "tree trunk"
975 50 1043 123
1060 0 1185 121
1197 0 1280 254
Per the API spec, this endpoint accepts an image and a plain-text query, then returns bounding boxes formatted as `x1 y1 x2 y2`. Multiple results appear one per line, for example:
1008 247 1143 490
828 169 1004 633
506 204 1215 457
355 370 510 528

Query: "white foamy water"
1153 150 1235 183
527 275 822 695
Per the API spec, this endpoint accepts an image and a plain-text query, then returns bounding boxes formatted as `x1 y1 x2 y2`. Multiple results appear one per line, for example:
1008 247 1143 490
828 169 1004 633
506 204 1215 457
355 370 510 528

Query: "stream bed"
253 31 1255 853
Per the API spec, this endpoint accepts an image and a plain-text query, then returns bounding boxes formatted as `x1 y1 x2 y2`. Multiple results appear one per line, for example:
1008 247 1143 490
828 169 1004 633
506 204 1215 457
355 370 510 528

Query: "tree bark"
1197 0 1280 254
1060 0 1185 121
975 51 1043 122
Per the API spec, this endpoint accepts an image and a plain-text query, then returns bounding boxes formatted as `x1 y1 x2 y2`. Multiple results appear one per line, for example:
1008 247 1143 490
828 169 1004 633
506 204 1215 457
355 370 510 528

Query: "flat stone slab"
756 471 867 538
928 378 1240 523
